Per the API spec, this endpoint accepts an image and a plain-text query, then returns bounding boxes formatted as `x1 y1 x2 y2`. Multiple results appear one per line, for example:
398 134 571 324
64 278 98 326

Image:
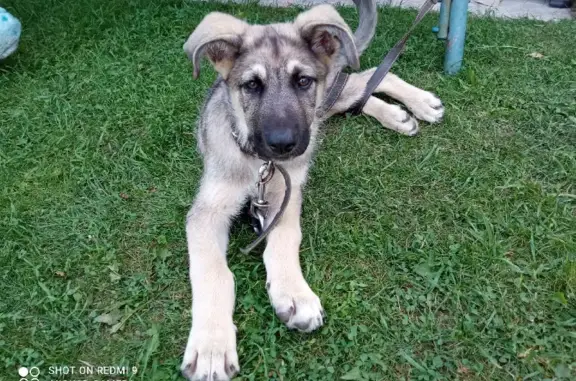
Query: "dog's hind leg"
362 95 420 136
263 166 324 332
181 178 248 381
326 76 420 135
361 70 444 124
326 70 444 135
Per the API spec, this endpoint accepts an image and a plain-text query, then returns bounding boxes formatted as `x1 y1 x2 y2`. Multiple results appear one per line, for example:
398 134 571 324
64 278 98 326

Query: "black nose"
264 129 297 155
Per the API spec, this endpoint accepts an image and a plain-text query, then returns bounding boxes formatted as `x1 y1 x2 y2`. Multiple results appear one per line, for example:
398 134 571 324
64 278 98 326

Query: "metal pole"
444 0 469 75
438 0 451 40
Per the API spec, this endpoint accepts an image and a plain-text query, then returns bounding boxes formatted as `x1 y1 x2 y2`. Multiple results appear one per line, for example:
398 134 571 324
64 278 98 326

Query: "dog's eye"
244 80 261 91
297 76 313 89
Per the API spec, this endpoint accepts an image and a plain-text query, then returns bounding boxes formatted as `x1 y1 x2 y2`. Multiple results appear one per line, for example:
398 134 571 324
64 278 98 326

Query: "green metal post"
444 0 469 75
438 0 451 40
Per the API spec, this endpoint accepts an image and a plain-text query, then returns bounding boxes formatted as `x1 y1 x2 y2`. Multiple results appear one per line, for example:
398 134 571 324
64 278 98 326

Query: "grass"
1 0 575 380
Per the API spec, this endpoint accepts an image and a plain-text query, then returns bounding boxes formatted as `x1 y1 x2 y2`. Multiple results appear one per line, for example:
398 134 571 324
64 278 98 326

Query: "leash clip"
242 162 291 254
249 161 275 235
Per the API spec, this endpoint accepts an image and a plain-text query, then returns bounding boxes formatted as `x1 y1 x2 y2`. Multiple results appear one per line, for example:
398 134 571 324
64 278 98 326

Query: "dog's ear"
184 12 248 79
294 5 359 70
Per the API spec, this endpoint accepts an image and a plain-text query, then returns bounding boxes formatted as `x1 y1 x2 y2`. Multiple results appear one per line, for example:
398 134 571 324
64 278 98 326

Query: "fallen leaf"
110 321 124 334
528 52 544 59
55 271 66 277
119 192 130 200
94 310 123 326
108 264 121 282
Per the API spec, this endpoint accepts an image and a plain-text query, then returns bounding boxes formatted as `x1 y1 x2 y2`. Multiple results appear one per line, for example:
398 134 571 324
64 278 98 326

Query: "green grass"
1 0 575 380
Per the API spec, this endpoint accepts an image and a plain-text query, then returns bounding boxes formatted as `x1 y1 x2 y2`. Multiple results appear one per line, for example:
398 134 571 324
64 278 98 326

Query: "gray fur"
352 0 378 56
332 0 378 69
194 19 340 164
180 3 445 380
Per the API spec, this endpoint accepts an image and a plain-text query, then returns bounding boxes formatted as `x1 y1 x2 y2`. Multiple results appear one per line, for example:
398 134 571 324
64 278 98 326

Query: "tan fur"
293 5 359 69
180 5 444 381
183 12 248 78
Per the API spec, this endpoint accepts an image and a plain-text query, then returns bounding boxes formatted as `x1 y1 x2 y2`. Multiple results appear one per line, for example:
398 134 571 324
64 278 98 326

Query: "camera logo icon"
18 366 39 381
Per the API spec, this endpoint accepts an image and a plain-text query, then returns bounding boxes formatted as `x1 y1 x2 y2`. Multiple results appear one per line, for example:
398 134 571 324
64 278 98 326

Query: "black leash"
320 0 438 117
241 0 437 253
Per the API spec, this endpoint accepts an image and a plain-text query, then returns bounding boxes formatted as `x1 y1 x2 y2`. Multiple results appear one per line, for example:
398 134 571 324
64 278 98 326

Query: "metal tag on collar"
249 161 275 235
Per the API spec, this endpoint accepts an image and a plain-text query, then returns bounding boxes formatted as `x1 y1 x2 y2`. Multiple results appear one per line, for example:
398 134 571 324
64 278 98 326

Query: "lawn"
1 0 575 380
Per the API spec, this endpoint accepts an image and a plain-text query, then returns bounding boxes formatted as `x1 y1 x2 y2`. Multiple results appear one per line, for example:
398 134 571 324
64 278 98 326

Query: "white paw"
266 278 324 332
404 91 444 123
181 320 239 381
383 104 420 136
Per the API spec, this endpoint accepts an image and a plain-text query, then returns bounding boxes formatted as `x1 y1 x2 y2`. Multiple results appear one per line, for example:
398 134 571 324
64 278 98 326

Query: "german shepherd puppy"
181 1 443 379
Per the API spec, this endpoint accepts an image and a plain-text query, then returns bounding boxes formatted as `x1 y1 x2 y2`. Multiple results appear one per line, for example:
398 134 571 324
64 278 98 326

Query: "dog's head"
184 6 359 160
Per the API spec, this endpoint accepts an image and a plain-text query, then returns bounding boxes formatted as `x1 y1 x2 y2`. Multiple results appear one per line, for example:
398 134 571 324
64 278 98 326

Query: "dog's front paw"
267 278 324 332
181 320 239 381
405 91 444 123
387 104 419 136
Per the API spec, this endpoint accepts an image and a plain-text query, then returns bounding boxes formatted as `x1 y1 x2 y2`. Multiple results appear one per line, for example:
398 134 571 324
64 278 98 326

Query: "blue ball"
0 7 21 60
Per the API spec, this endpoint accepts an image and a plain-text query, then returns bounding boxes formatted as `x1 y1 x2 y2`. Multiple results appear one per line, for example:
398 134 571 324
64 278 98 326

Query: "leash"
241 0 437 253
241 161 291 254
320 0 438 117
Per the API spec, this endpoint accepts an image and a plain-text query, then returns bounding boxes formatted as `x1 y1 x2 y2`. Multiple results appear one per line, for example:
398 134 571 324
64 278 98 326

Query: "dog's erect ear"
183 12 248 79
294 5 359 70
